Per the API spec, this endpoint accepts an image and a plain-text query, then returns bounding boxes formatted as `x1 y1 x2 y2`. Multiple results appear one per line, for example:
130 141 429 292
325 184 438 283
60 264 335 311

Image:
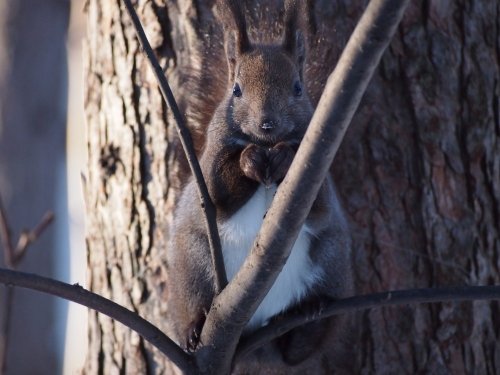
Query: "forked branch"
198 1 410 372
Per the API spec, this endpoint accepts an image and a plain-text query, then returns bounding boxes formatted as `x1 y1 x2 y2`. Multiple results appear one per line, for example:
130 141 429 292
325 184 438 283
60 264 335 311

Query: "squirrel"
167 0 352 361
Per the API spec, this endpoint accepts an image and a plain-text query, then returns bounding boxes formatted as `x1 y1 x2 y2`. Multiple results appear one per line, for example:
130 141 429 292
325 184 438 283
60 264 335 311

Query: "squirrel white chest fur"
219 184 323 329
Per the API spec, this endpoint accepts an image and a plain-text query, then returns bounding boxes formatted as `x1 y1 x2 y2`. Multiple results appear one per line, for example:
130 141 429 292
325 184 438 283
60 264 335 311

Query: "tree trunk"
0 1 69 374
84 1 500 374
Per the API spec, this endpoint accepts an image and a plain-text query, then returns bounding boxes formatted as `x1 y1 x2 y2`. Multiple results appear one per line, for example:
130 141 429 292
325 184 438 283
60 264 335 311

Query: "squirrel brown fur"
167 0 353 362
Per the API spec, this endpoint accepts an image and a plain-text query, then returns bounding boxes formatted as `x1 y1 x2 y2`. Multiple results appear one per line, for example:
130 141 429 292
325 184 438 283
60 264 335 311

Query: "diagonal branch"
235 285 500 360
0 268 195 374
197 0 410 372
121 0 227 293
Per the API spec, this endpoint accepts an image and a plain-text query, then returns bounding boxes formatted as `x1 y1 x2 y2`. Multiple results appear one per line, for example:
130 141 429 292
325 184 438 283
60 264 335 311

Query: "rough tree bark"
84 1 499 374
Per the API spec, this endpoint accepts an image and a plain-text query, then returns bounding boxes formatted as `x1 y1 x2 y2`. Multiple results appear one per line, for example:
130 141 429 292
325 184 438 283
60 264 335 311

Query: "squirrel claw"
263 178 273 188
186 314 205 352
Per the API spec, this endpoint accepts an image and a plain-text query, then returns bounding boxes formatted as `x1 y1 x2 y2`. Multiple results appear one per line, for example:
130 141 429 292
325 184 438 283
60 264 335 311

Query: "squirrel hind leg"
275 319 328 365
272 295 330 365
271 295 356 369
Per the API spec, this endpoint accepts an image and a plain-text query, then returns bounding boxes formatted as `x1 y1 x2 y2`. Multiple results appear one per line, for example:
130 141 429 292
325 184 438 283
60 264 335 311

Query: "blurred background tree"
0 0 86 374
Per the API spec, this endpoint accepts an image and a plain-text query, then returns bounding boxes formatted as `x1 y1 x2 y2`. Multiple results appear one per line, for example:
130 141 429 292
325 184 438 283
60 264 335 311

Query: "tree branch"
198 0 410 372
235 285 500 360
0 268 195 374
121 0 228 293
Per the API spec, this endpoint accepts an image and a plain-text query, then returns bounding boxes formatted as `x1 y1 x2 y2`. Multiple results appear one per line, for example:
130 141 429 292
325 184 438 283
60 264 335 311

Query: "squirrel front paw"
267 142 295 184
240 144 268 184
240 142 295 186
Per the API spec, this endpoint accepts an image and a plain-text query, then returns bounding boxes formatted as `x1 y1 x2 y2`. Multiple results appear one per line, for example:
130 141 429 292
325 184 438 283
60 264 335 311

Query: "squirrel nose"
260 119 276 131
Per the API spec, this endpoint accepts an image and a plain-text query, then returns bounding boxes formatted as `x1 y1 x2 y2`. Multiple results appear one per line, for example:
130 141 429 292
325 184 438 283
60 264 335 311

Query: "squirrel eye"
233 83 242 98
293 81 302 97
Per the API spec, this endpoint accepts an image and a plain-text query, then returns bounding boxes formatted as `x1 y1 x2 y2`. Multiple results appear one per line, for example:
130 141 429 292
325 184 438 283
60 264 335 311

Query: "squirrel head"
217 0 313 145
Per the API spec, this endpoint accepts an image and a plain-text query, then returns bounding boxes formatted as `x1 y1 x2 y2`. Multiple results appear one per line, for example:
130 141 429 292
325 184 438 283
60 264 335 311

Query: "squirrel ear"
225 30 239 79
293 30 306 70
218 0 251 80
282 0 306 73
283 29 306 77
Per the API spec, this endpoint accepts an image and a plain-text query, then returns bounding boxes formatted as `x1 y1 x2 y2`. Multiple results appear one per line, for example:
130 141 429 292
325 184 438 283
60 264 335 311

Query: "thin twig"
14 211 54 265
235 285 500 360
0 196 54 268
0 195 54 375
0 196 15 375
0 197 14 268
0 268 195 374
0 195 55 375
120 0 228 293
198 0 410 373
0 289 13 375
